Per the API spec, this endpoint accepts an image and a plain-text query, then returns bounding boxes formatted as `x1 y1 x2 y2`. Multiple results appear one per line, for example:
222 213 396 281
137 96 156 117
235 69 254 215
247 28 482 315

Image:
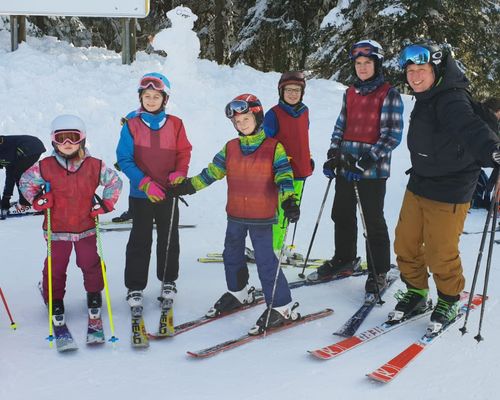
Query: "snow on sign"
0 0 150 18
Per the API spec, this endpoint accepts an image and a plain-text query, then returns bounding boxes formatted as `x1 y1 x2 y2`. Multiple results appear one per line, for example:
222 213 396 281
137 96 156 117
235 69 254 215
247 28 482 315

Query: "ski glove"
343 153 376 182
139 176 166 203
33 192 54 211
171 178 196 197
90 199 115 218
323 147 341 179
168 171 186 185
310 158 315 172
281 196 300 223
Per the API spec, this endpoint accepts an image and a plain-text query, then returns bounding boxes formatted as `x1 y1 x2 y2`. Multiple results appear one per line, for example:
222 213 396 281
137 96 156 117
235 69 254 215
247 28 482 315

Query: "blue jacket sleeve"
116 123 145 189
263 109 279 138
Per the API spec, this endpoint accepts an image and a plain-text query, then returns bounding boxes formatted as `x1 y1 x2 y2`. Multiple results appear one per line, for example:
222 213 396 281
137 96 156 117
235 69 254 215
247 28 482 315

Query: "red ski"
367 294 484 383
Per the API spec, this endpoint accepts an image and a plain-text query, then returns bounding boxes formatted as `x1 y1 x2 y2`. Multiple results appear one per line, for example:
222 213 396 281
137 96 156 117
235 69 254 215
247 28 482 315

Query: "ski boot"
206 286 255 318
112 210 132 223
87 292 102 319
365 272 388 294
307 256 361 282
126 290 143 317
427 296 459 335
52 299 65 327
248 302 300 335
158 281 177 308
388 288 429 323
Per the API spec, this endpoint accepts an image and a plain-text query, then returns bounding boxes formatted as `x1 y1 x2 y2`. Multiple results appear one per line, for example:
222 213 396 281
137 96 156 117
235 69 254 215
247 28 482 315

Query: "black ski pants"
124 196 180 290
331 176 390 274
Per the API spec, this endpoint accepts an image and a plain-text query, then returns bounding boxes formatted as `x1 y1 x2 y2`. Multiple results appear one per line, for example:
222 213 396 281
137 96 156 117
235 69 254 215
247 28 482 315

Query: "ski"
197 256 322 269
187 308 334 359
101 223 195 232
308 301 434 360
155 299 175 338
4 210 43 218
334 268 399 338
366 293 483 384
150 271 366 340
53 323 78 352
149 291 266 339
86 309 105 345
131 306 149 348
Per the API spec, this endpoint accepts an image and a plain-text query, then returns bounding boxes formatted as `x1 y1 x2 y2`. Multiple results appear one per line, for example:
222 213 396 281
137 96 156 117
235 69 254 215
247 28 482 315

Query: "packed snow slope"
0 29 498 400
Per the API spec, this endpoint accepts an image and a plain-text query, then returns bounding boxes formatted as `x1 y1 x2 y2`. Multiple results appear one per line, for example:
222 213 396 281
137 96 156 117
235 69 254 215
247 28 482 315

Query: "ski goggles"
399 45 442 69
52 130 85 145
225 100 261 118
349 43 382 60
139 76 168 93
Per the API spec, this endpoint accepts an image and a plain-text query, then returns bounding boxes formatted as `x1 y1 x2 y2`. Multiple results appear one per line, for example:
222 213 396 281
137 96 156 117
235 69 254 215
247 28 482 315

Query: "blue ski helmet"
138 72 171 96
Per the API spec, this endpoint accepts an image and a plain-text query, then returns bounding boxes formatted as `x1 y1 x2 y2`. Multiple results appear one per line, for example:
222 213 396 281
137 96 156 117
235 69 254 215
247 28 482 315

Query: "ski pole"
45 182 54 347
159 196 178 300
264 223 290 336
474 196 498 342
353 181 384 305
94 215 118 345
460 180 498 335
298 178 333 279
0 287 16 329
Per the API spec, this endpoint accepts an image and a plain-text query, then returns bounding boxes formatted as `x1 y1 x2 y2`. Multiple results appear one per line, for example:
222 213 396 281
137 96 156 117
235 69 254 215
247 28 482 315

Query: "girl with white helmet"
18 114 122 326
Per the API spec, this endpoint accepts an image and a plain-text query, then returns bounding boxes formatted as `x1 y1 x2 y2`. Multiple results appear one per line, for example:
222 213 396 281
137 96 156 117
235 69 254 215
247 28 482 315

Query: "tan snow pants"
394 190 469 297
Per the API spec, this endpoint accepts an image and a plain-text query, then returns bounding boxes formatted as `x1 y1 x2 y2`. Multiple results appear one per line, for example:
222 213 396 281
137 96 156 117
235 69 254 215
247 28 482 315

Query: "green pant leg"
272 180 305 252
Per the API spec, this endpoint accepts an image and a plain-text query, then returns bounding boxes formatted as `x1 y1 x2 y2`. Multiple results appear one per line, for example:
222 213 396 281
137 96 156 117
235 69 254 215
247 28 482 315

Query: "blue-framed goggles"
399 45 440 69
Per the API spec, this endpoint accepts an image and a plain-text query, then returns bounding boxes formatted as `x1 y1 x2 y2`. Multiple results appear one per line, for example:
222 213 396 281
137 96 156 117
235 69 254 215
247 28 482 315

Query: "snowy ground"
0 23 498 400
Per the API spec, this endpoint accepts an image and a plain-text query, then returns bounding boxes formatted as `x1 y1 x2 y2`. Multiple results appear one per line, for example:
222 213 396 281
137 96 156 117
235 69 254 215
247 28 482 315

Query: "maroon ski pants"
41 235 103 302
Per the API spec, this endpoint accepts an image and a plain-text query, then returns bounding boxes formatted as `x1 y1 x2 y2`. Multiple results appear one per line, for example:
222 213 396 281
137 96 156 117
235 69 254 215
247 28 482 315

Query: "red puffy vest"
39 156 101 233
127 115 184 188
343 82 391 144
272 105 312 179
225 137 278 220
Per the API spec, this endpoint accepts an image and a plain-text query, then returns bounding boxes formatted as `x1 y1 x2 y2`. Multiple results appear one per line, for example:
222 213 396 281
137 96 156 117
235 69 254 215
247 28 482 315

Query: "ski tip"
10 322 17 330
186 351 203 358
366 372 390 384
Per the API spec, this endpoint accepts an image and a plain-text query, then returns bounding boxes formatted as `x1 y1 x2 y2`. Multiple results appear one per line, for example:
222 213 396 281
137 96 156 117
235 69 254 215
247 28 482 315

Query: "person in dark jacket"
390 42 500 332
0 135 46 218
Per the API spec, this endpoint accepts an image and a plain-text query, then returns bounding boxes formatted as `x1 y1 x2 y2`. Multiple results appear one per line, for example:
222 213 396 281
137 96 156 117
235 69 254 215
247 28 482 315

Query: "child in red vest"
19 115 122 324
263 71 313 256
172 94 301 335
116 72 192 311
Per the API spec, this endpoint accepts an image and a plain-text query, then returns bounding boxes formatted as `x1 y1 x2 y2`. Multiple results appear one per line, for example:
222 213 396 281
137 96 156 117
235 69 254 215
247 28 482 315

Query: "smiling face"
282 84 302 105
233 113 257 135
406 63 435 93
354 56 375 81
141 89 165 112
55 142 80 157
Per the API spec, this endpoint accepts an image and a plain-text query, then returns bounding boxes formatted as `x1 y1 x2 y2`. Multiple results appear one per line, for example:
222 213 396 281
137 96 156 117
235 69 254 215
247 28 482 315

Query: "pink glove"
33 192 54 211
168 171 186 186
90 199 115 218
139 176 166 203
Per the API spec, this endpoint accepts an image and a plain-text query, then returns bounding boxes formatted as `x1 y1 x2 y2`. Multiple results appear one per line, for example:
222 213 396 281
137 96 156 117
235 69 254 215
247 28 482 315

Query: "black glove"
323 148 341 179
171 178 196 196
281 196 300 223
1 195 11 210
343 152 377 182
310 158 315 172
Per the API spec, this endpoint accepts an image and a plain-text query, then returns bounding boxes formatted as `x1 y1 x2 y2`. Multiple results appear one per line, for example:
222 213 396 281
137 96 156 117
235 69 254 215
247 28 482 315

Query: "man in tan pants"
392 41 500 332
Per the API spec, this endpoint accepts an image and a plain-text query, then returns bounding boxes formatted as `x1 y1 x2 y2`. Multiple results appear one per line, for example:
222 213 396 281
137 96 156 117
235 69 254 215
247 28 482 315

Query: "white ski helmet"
349 40 384 61
50 114 86 140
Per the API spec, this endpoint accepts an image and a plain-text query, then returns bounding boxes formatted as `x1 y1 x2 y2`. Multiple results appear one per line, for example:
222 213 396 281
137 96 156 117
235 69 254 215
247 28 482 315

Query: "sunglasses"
225 100 260 118
52 130 84 145
399 45 442 69
139 76 166 92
